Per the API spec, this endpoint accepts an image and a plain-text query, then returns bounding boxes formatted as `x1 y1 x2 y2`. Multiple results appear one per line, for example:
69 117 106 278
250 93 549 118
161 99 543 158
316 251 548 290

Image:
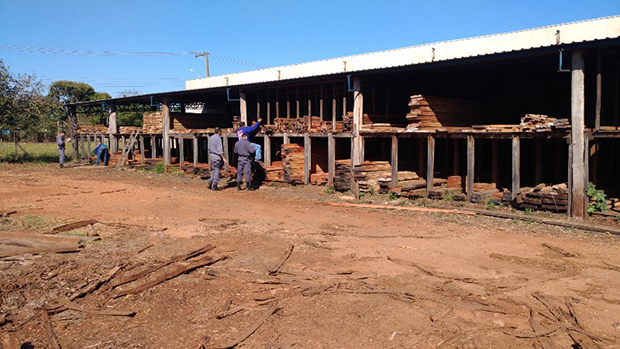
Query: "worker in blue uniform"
208 127 228 191
93 142 109 166
236 118 262 160
233 132 256 191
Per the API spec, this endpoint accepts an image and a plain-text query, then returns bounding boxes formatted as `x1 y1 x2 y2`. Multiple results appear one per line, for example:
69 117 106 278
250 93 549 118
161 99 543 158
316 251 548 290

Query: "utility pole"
195 52 210 77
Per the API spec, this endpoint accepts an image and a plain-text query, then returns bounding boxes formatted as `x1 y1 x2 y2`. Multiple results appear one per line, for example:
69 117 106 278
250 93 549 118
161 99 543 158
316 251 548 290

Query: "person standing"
56 131 70 168
208 127 228 191
233 132 256 191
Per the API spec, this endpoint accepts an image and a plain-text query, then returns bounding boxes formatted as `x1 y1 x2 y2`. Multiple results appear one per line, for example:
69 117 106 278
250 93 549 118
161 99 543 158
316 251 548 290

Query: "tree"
48 80 96 104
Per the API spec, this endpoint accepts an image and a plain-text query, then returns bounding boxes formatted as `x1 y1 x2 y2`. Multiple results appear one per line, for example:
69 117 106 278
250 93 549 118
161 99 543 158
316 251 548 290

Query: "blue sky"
0 0 618 96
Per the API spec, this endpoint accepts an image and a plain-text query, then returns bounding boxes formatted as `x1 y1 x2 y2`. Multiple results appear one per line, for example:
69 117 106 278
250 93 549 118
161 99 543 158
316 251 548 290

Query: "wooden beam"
257 91 261 120
223 135 229 173
193 136 198 167
267 90 271 125
69 106 78 159
239 91 248 125
207 134 212 170
121 136 126 151
342 82 347 121
584 135 590 220
286 87 290 118
535 138 542 184
150 136 156 159
162 97 171 165
352 77 363 165
178 137 184 169
80 135 85 159
570 50 586 219
491 139 498 184
87 134 91 158
283 133 290 144
332 82 337 132
108 105 117 153
426 136 435 197
139 136 145 165
276 88 280 119
512 136 520 202
304 133 311 185
319 84 324 121
391 135 399 187
264 135 271 167
328 133 335 186
466 135 474 202
595 52 602 130
296 86 300 118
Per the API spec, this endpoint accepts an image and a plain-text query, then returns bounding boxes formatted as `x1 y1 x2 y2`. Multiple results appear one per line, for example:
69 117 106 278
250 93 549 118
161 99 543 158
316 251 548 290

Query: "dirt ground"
1 163 620 349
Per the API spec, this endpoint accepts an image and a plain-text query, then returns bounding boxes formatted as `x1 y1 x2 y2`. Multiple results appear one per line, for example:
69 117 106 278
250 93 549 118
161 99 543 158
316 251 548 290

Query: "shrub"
586 182 607 214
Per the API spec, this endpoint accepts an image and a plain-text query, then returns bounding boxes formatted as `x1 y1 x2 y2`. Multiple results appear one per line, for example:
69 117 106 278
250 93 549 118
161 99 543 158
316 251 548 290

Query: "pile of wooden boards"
520 114 570 132
406 95 504 130
334 160 353 191
77 125 108 134
119 126 141 134
608 198 620 213
514 183 568 212
282 144 305 184
263 117 347 134
264 161 285 182
361 114 406 132
142 112 163 133
353 161 392 193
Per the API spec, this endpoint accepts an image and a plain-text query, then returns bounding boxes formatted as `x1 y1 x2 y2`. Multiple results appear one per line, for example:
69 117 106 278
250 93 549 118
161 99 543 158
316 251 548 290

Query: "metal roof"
186 15 620 90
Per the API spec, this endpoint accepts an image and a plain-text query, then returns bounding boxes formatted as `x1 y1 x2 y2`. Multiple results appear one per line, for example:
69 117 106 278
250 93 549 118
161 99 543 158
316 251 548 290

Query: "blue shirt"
94 144 107 155
236 120 261 142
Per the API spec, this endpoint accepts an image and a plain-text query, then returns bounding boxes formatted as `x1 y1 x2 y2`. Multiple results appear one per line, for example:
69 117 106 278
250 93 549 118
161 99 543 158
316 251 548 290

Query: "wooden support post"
257 91 261 120
319 84 324 121
178 137 184 168
584 135 590 220
223 135 229 173
350 135 358 196
595 52 602 130
162 97 171 165
267 91 271 125
239 91 248 125
296 86 300 118
286 87 291 118
491 139 498 184
139 135 145 165
332 81 337 123
69 106 78 160
207 135 213 170
360 137 365 162
570 50 586 219
343 82 347 121
426 136 435 197
535 138 542 184
391 135 398 187
150 136 156 158
193 136 198 167
80 135 85 159
466 135 474 202
108 105 117 153
352 77 363 165
87 134 91 158
264 135 271 167
283 133 290 144
453 139 459 175
276 88 280 119
512 136 521 201
121 136 126 151
304 133 311 185
328 133 335 186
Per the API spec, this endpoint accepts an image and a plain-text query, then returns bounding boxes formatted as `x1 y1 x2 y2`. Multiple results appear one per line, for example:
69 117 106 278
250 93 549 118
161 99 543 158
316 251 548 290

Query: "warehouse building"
67 15 620 219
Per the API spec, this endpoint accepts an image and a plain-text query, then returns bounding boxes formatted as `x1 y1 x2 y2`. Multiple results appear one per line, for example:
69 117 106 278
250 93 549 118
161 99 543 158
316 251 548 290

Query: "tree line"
0 59 142 142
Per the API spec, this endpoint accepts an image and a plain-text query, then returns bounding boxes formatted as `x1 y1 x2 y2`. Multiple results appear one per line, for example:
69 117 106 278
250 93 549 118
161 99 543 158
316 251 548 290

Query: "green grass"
0 142 73 163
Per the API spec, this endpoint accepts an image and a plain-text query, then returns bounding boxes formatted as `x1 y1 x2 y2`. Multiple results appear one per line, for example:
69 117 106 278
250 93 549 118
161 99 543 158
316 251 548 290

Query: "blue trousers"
96 148 109 166
237 157 252 184
209 155 222 186
251 143 262 161
58 147 65 164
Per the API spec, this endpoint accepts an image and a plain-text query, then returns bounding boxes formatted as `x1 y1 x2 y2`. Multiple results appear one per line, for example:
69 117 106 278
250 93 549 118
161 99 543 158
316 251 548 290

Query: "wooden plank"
296 86 300 118
512 136 521 202
193 136 199 167
304 133 311 185
257 90 261 120
328 133 335 186
240 91 248 124
215 302 279 349
268 245 294 275
353 77 363 166
87 134 91 158
466 135 474 202
80 135 85 159
223 135 229 173
162 97 171 165
320 84 324 121
283 133 290 144
50 219 98 234
391 135 399 187
108 106 117 153
150 136 156 159
264 135 271 167
584 136 589 221
332 82 337 132
426 136 435 197
307 86 312 131
267 90 271 125
139 136 145 165
570 50 586 219
286 87 291 118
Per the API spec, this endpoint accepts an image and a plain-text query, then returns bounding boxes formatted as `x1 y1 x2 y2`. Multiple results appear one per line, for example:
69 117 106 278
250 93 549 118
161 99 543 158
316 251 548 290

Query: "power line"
0 44 269 68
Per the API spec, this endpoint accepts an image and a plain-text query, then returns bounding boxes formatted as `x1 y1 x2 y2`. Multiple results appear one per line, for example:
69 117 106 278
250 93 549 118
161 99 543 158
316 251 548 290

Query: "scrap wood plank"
387 257 480 284
268 245 294 275
323 202 620 235
49 219 98 234
541 243 578 258
112 255 226 298
69 266 122 301
40 309 61 349
106 244 214 291
0 210 17 217
53 298 135 317
214 302 280 349
0 246 81 258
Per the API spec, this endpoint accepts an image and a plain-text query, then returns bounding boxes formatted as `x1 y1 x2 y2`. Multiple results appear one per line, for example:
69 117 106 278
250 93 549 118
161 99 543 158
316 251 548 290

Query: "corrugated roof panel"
186 15 620 90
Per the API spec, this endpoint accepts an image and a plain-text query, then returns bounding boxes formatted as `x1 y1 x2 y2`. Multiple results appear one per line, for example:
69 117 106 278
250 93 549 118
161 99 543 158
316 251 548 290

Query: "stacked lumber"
142 112 163 133
342 112 354 132
514 183 568 212
520 114 569 132
310 173 328 185
77 125 108 134
406 95 505 130
608 198 620 213
361 114 406 132
334 160 352 191
264 161 284 182
353 161 392 193
282 144 305 184
119 126 141 134
377 171 420 193
391 178 449 198
318 120 346 133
